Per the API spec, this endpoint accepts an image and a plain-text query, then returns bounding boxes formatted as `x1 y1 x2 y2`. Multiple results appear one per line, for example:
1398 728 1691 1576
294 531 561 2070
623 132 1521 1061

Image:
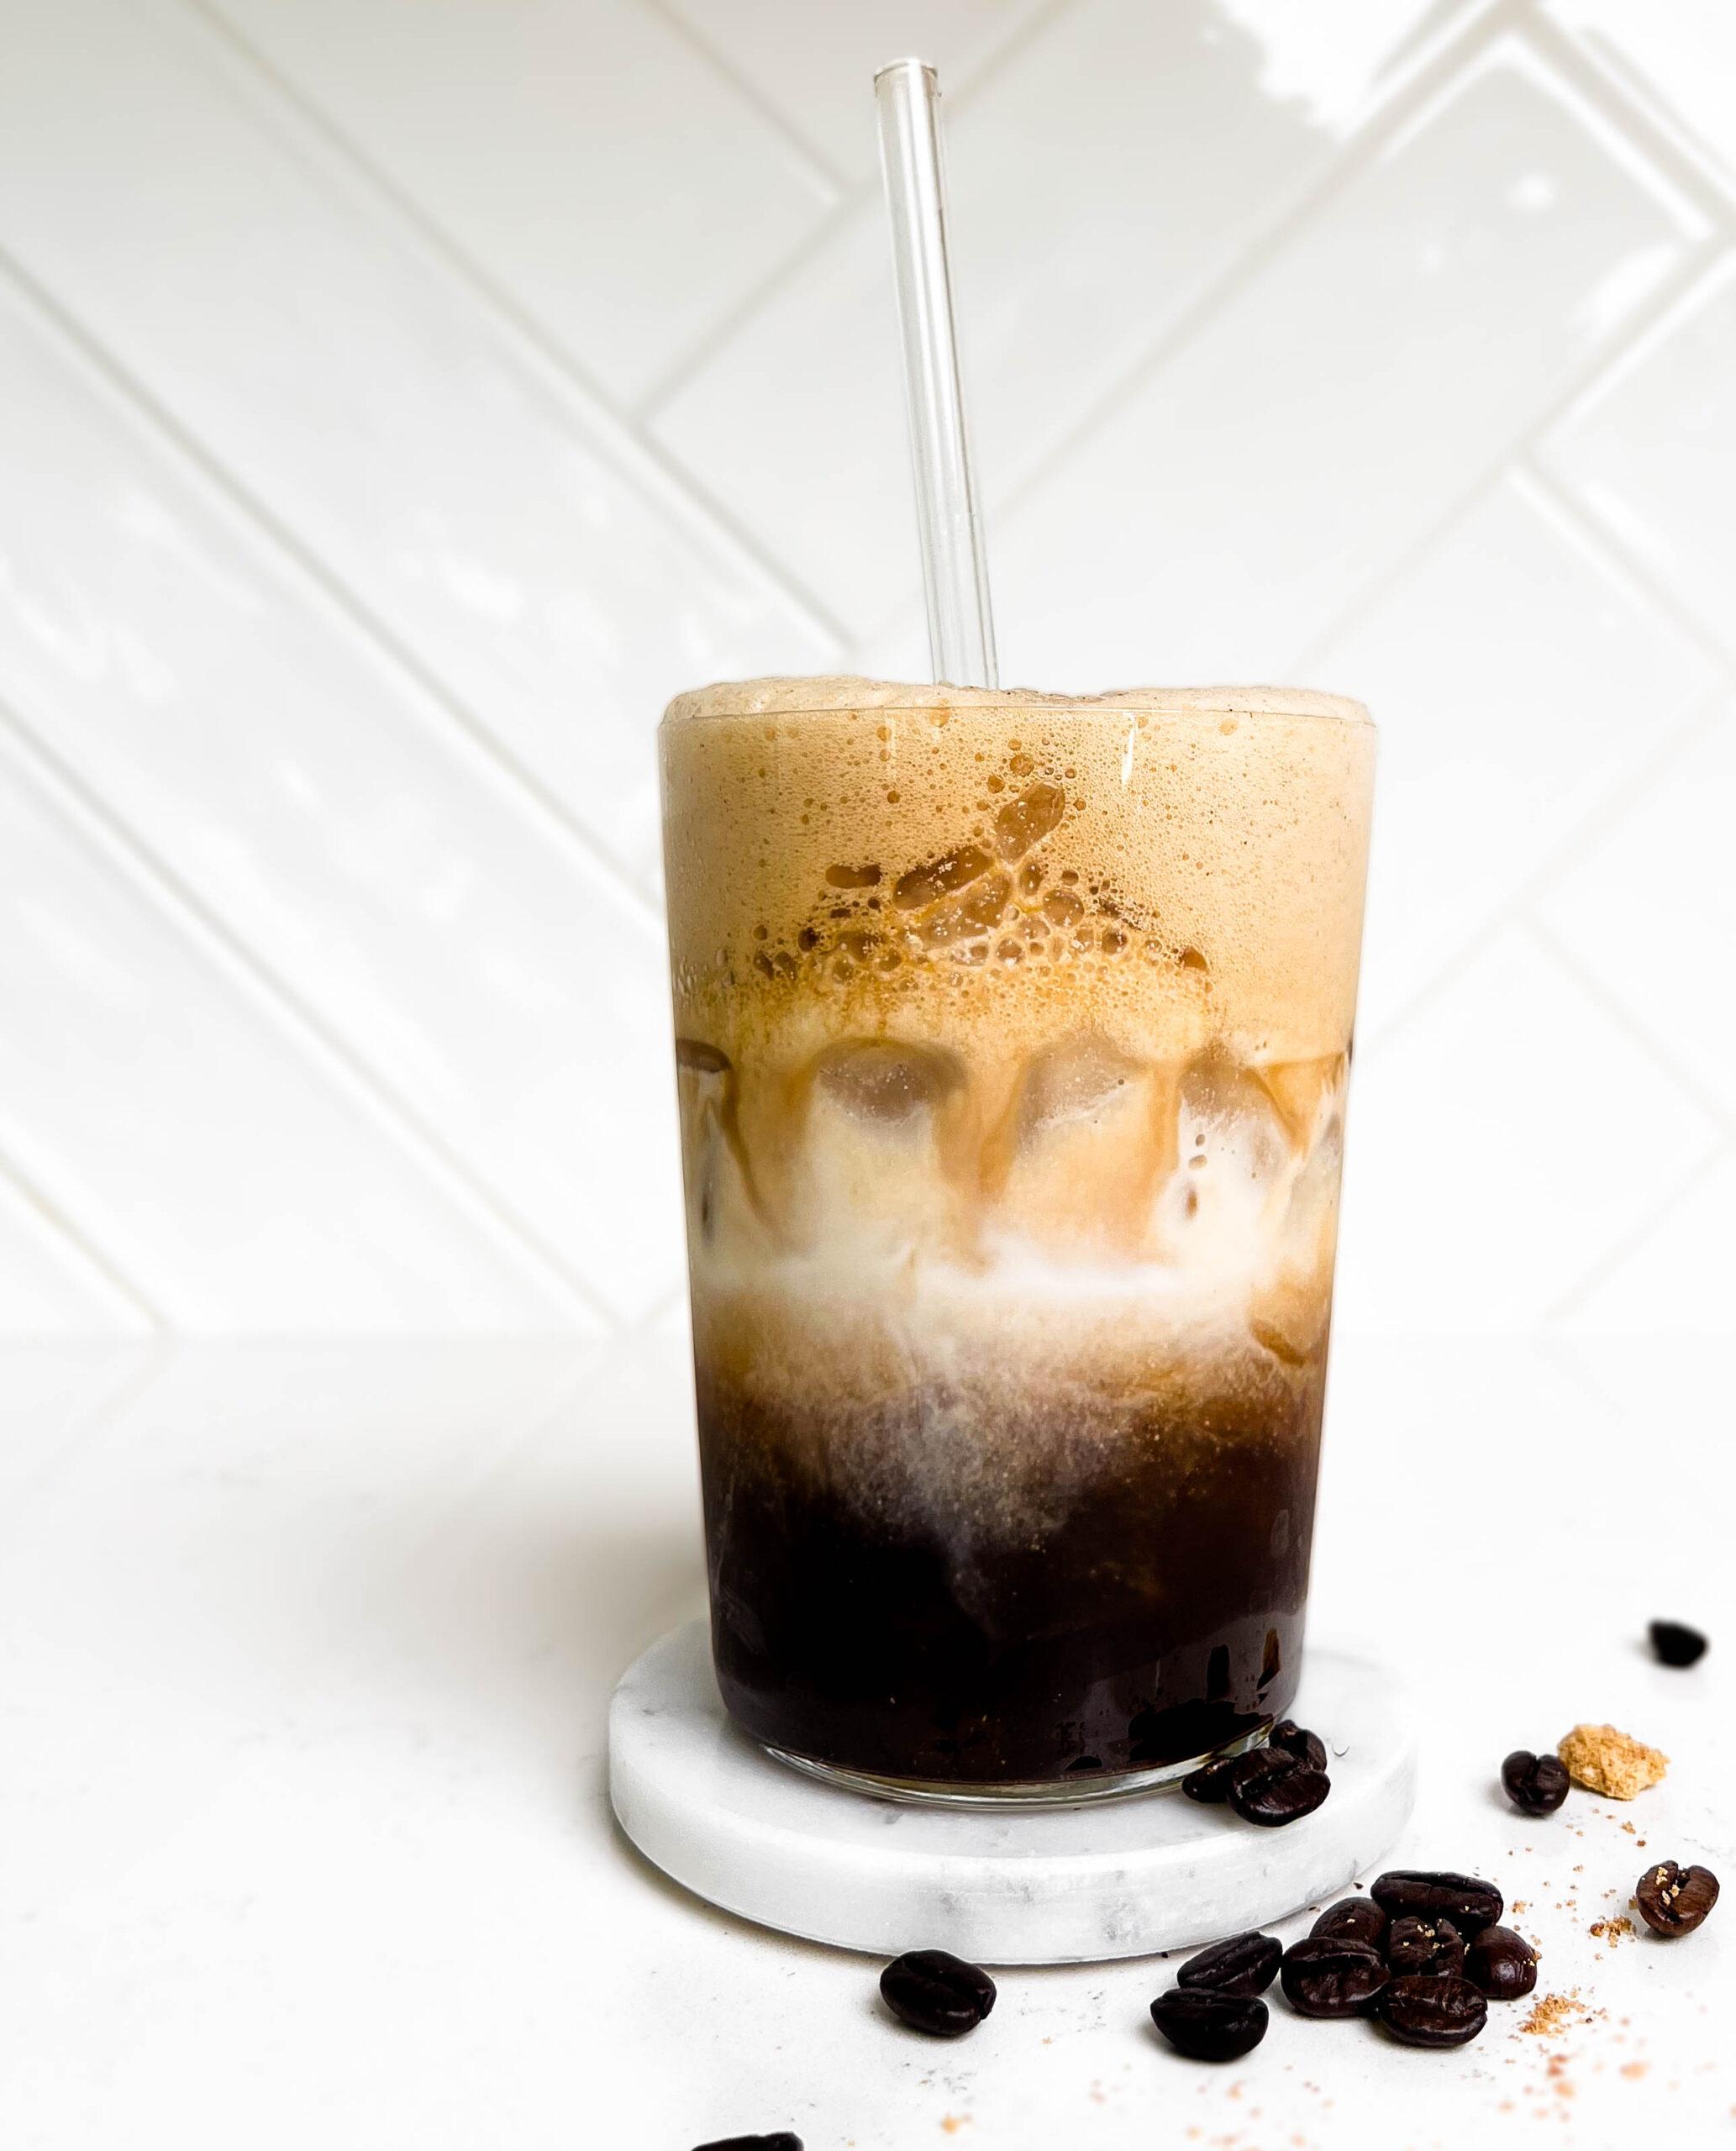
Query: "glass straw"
874 59 998 689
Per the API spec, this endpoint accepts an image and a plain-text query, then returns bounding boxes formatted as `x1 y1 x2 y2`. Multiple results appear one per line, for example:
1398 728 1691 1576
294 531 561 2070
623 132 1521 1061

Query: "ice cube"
813 1039 965 1126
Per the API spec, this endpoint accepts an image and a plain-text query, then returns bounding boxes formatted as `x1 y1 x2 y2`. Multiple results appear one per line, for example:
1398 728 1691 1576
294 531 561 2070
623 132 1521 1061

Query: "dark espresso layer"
697 1355 1325 1786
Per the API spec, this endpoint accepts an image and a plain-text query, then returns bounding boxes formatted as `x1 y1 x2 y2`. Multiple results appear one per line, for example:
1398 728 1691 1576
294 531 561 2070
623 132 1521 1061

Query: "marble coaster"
608 1622 1416 1964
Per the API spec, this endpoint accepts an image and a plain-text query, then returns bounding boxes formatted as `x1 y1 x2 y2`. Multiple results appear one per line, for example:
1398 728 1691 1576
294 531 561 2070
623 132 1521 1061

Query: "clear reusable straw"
874 59 998 689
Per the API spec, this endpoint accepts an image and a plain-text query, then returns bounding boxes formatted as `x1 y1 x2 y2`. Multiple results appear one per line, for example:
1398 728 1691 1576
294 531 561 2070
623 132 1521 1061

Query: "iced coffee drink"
660 677 1373 1799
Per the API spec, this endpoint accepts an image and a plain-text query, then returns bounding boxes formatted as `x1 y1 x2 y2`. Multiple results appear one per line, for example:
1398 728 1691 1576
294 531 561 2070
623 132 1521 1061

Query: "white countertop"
1 1337 1728 2149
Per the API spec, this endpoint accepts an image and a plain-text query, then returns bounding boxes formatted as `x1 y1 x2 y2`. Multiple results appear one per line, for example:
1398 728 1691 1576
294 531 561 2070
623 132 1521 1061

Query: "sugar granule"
1523 1992 1591 2038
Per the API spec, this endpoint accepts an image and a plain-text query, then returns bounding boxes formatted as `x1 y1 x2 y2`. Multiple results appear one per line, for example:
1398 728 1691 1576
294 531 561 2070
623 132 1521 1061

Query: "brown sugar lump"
1556 1723 1667 1800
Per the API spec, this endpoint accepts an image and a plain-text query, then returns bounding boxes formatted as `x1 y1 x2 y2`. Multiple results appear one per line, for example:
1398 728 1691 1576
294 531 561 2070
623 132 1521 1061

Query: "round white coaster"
608 1622 1416 1964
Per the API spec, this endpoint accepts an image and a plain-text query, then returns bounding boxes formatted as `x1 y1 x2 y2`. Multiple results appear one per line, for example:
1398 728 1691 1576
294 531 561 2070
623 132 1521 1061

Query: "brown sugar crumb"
1523 1992 1591 2038
1556 1723 1668 1800
1622 1820 1637 1835
1622 2061 1649 2080
1590 1916 1635 1947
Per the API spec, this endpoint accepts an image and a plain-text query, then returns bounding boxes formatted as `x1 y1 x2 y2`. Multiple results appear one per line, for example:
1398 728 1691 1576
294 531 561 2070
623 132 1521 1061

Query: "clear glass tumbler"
660 677 1374 1803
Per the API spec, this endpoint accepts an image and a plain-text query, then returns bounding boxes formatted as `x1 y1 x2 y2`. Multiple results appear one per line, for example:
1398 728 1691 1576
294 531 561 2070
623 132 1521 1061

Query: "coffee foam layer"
660 676 1374 1071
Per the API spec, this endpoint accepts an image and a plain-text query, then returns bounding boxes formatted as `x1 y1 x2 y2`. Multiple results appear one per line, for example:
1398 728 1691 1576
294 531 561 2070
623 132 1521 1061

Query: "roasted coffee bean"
1386 1916 1465 1979
1371 1870 1502 1938
1501 1749 1570 1817
879 1950 997 2036
1181 1755 1238 1803
1376 1975 1487 2048
1311 1897 1388 1952
1465 1924 1538 2000
1176 1931 1282 1997
1149 1988 1268 2062
1278 1937 1388 2018
693 2138 802 2151
1635 1861 1720 1938
1226 1746 1331 1827
1270 1720 1328 1771
1649 1620 1707 1668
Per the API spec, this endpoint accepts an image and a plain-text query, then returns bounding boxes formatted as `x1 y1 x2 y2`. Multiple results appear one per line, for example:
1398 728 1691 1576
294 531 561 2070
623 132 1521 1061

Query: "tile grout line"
987 0 1523 528
1518 0 1736 233
1521 913 1736 1141
844 0 1518 656
633 0 1088 421
0 703 622 1333
634 190 871 423
634 0 851 196
1286 220 1730 688
1539 1135 1733 1328
1355 690 1728 1055
0 1144 167 1335
172 0 855 654
0 242 667 942
1513 449 1736 687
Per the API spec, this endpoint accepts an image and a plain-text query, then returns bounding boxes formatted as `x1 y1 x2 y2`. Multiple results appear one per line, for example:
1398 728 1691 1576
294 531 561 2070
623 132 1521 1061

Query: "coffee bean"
1149 1988 1268 2062
1226 1747 1331 1827
1278 1937 1388 2018
1270 1720 1328 1771
1501 1750 1570 1817
1649 1620 1707 1668
1181 1755 1238 1803
1176 1931 1282 1997
1311 1897 1388 1952
879 1950 997 2036
693 2138 802 2151
1375 1975 1487 2048
1635 1861 1720 1938
1371 1870 1502 1938
1465 1924 1538 2000
1386 1916 1465 1979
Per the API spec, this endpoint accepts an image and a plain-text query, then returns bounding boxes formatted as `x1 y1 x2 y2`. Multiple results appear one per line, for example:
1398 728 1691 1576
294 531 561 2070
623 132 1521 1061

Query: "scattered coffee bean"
1149 1988 1268 2062
1649 1620 1707 1668
1386 1916 1465 1979
879 1950 997 2036
1311 1897 1388 1952
1278 1937 1388 2018
693 2138 802 2150
1371 1870 1502 1938
1634 1861 1720 1938
1181 1755 1238 1803
1226 1746 1331 1827
1375 1975 1487 2048
1270 1720 1328 1771
1176 1931 1282 1997
1501 1749 1570 1817
1465 1924 1538 2001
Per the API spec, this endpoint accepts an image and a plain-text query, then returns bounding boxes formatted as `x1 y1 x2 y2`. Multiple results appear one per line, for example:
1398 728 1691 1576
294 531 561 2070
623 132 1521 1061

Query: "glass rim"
661 677 1372 730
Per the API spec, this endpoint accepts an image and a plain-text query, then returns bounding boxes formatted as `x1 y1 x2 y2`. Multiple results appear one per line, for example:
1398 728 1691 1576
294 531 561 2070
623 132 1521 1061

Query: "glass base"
763 1722 1274 1810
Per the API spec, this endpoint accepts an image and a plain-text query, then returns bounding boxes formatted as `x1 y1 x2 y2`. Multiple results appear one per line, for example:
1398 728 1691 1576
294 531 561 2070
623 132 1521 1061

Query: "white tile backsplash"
1542 0 1736 187
990 37 1708 691
0 0 1728 1337
1534 702 1736 1116
0 735 579 1333
1334 927 1721 1333
1540 255 1736 665
0 282 684 1323
204 0 838 404
652 0 1457 641
0 0 839 893
1311 471 1715 1037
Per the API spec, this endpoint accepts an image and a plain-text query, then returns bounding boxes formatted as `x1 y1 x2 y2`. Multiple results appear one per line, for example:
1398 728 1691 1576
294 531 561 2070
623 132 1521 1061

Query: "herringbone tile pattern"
1 0 1729 1336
